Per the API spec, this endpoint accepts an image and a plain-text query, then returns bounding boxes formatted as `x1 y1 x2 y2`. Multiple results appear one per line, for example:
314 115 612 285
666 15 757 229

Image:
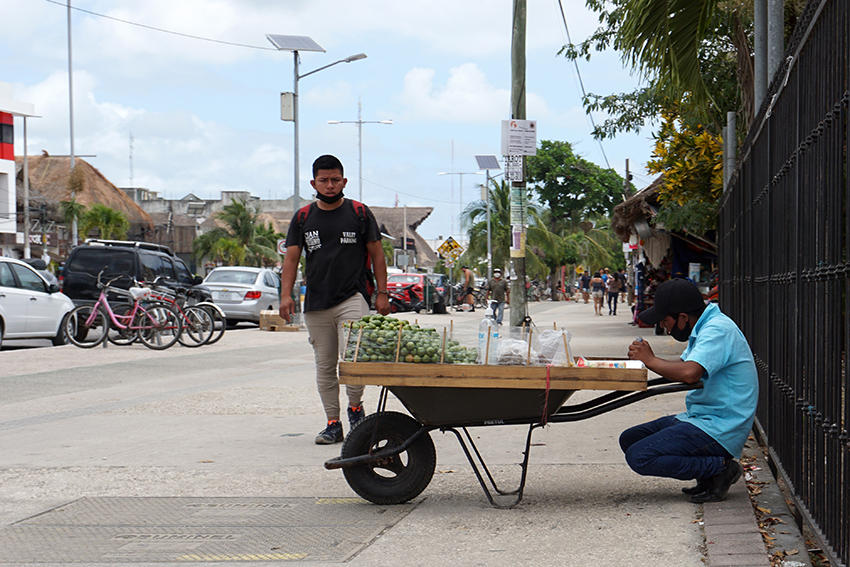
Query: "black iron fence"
718 1 849 565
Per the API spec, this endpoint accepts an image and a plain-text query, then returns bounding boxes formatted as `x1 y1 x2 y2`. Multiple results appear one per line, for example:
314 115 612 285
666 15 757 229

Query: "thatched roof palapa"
15 154 153 228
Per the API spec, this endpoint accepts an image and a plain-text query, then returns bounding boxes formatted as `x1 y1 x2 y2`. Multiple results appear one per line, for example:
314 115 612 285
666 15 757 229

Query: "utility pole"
509 0 528 328
623 158 630 199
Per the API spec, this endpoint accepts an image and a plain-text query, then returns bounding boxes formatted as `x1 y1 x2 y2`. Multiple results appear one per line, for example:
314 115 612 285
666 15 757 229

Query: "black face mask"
669 315 691 342
316 191 344 204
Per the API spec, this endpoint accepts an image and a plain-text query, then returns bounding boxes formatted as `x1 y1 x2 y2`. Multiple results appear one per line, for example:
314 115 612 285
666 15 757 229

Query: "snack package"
574 358 644 369
496 338 540 365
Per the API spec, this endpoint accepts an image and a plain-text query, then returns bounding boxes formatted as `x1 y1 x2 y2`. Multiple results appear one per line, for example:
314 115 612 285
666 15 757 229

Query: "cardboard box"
259 310 287 331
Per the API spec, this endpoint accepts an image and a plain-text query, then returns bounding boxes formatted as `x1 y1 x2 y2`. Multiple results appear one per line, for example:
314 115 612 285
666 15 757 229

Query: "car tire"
51 315 69 346
0 320 4 350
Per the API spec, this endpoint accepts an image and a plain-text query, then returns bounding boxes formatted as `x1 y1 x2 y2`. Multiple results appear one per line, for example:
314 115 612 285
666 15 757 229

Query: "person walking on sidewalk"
590 271 606 316
606 273 622 315
580 271 591 304
622 279 758 502
484 268 509 325
461 265 476 311
279 154 390 445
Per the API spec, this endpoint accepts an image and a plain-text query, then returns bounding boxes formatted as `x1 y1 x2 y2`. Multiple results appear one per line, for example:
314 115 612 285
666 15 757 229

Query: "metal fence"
718 1 849 565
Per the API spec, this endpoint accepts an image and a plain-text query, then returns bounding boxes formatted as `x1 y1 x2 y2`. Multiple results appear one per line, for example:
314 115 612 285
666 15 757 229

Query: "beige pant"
304 294 369 420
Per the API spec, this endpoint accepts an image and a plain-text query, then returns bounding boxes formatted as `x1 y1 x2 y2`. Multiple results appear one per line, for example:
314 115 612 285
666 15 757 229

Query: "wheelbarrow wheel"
341 411 436 505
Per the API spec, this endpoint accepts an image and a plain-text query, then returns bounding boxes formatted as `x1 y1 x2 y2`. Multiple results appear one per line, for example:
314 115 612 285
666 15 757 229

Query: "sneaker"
682 479 710 495
690 459 743 503
347 405 365 431
315 420 343 445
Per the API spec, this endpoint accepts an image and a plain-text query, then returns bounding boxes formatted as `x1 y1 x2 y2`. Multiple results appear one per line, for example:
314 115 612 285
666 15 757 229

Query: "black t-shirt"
285 200 381 312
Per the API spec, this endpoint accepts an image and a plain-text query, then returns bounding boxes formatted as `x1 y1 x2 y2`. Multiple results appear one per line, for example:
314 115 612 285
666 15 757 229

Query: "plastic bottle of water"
478 317 495 364
488 324 500 365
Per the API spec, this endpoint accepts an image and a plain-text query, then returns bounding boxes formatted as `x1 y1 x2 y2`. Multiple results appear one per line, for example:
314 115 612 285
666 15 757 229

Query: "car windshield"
205 270 259 285
388 275 420 284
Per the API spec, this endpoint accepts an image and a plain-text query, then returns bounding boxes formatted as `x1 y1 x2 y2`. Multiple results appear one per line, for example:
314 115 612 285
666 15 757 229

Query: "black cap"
638 279 705 326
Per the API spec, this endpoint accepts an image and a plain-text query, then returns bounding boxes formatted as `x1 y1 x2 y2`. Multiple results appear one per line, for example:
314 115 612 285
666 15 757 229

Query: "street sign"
437 236 463 259
277 239 287 255
501 119 537 156
504 154 524 182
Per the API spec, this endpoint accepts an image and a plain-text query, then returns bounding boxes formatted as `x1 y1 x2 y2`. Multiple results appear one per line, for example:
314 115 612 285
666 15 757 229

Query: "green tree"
460 179 556 282
526 140 626 226
79 204 130 240
192 198 282 267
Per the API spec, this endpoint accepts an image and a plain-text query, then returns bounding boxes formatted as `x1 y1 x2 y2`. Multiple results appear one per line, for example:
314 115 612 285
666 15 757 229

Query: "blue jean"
492 301 505 324
619 415 732 481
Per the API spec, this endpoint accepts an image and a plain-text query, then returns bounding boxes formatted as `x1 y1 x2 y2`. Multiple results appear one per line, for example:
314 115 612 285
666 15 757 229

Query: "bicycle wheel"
136 304 182 350
107 303 138 346
199 304 226 345
474 293 487 310
178 306 213 347
64 305 109 348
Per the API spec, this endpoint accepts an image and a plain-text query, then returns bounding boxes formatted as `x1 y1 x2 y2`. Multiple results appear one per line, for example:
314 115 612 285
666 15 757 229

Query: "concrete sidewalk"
0 297 806 566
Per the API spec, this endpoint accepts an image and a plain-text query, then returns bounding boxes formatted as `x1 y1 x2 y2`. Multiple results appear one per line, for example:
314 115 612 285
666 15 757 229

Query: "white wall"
0 165 14 235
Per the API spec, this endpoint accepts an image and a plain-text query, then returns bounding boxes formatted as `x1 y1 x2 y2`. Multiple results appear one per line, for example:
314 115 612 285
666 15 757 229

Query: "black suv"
61 240 210 306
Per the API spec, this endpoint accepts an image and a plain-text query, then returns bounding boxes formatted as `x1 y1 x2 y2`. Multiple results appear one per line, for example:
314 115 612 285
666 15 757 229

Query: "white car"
203 267 281 325
0 257 75 348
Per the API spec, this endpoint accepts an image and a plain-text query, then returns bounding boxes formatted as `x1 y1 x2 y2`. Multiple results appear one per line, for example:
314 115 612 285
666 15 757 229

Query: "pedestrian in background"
590 271 606 316
484 268 509 325
606 273 622 315
580 271 591 304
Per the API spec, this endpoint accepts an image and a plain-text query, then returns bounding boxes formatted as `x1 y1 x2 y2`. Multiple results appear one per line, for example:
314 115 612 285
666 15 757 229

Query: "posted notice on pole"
501 119 537 156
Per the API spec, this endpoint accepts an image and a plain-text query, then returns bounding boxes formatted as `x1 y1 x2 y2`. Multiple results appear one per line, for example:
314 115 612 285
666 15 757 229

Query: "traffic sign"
437 236 463 259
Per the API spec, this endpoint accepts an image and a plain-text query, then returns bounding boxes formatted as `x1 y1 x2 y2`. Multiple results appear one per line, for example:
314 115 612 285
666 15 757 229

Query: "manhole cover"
0 497 417 563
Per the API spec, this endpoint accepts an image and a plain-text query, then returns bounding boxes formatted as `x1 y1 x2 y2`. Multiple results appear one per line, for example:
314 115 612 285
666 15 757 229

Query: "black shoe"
315 420 344 444
682 479 710 495
689 459 743 503
347 405 365 431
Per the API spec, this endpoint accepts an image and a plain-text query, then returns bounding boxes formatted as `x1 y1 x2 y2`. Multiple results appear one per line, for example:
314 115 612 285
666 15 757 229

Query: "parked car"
202 267 281 325
60 240 210 306
387 273 436 313
19 258 58 286
425 273 450 314
0 257 75 347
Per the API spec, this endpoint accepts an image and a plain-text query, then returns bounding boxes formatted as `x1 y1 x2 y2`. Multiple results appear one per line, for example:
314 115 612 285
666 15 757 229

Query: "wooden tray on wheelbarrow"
338 361 647 427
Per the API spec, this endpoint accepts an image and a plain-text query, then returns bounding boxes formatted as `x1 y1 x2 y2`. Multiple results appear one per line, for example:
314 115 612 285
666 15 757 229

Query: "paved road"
0 299 763 566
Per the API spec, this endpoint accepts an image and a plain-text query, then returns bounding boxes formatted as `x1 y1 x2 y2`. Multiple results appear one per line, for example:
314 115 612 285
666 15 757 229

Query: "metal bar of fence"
719 1 849 564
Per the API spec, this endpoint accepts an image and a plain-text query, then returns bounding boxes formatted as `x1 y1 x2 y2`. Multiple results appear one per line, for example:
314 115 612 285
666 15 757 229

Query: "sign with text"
501 119 537 156
503 154 524 182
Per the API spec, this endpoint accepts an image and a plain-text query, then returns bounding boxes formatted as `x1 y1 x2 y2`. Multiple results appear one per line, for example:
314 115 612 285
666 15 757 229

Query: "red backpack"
297 199 376 297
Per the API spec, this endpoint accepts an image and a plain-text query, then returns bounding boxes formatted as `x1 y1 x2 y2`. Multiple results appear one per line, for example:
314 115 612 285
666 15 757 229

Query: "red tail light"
58 274 64 292
244 291 262 300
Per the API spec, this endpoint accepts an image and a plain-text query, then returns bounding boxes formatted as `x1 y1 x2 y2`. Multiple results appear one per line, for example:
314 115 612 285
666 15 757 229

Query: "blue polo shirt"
676 303 758 457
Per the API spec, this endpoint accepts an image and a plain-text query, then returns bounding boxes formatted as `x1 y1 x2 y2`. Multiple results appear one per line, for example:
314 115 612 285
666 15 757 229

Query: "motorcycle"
388 283 426 313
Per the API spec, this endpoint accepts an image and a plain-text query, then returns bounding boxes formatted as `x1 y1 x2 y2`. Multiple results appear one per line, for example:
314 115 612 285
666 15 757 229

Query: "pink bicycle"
63 271 182 350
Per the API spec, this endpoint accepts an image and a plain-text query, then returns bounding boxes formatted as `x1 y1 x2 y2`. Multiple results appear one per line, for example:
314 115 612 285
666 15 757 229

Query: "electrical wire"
42 0 276 51
363 178 454 205
556 0 611 170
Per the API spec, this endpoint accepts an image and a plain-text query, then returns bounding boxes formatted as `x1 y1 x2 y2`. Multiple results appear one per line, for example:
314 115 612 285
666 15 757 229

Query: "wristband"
376 290 389 295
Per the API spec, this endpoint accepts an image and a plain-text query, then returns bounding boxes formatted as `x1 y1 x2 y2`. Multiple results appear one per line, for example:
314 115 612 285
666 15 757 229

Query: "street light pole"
474 155 501 279
266 34 366 213
328 98 392 202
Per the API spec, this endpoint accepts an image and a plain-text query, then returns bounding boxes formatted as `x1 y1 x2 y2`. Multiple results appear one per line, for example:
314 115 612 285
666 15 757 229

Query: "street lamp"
266 33 366 212
328 98 392 202
475 155 501 279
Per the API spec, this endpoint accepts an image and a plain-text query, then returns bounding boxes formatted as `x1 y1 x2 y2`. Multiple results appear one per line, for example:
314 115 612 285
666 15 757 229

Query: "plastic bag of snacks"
537 329 574 366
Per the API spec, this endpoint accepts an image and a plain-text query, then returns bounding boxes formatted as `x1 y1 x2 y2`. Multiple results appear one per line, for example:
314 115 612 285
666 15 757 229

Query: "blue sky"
1 0 658 241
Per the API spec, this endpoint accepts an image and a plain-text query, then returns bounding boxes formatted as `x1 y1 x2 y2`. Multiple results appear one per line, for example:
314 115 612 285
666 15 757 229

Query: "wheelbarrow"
325 361 700 508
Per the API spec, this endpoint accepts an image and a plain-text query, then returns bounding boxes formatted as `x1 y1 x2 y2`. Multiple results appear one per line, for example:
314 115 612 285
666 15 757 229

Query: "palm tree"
78 204 130 240
460 179 556 281
192 198 282 267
